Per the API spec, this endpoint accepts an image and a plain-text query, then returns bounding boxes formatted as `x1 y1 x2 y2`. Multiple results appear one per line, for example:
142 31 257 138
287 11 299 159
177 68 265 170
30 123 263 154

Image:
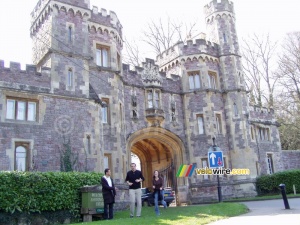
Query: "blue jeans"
154 190 167 215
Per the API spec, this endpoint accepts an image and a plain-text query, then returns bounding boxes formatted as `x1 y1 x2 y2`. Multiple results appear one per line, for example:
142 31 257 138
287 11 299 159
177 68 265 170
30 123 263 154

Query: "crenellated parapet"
89 6 123 46
156 37 219 72
30 0 122 46
0 60 51 91
248 105 279 126
204 0 235 20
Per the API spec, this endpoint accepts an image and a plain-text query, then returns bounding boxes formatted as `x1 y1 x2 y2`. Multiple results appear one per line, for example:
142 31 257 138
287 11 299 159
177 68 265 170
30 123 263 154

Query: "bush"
256 169 300 195
0 171 102 217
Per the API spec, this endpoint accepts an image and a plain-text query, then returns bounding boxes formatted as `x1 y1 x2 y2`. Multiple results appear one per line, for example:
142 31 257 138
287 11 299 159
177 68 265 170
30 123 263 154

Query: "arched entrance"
127 127 186 203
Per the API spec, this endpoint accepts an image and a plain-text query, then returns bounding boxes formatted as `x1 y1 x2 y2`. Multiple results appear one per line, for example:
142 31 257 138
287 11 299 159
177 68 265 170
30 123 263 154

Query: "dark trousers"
103 202 114 219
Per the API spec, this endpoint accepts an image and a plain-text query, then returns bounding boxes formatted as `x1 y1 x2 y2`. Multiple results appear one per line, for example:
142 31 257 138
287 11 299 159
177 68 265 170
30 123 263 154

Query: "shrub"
256 169 300 195
0 171 102 217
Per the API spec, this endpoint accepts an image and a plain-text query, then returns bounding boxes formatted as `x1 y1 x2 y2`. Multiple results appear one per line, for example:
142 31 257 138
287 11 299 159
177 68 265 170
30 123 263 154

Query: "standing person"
152 170 167 216
101 168 117 220
125 163 145 218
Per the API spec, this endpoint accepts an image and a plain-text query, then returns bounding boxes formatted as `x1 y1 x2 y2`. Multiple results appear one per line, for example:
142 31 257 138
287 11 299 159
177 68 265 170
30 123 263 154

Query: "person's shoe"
130 215 134 218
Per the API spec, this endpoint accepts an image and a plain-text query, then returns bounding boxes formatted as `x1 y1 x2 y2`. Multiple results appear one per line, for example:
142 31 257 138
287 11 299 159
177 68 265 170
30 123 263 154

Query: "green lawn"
70 202 248 225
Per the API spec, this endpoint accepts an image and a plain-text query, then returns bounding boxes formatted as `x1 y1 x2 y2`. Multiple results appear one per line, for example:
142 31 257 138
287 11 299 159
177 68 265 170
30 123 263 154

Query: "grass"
70 202 248 225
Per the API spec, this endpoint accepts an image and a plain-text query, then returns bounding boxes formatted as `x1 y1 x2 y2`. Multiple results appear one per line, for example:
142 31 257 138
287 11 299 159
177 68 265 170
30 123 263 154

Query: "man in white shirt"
101 168 116 220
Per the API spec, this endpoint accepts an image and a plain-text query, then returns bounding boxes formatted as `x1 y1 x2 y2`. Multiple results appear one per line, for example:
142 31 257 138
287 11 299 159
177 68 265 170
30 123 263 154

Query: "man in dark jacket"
125 163 145 217
101 168 116 220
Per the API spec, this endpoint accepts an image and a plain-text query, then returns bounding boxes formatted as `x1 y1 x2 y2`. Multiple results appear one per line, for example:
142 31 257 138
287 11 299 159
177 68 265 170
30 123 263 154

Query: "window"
117 53 121 70
197 114 205 134
120 103 123 129
67 68 73 87
233 103 238 116
267 154 274 174
68 26 72 43
96 44 109 67
6 98 37 122
201 158 209 180
15 143 30 171
208 71 217 89
216 114 222 134
223 32 227 43
104 153 112 171
87 135 91 154
147 89 160 108
258 127 270 141
250 125 255 140
101 98 109 124
188 71 201 90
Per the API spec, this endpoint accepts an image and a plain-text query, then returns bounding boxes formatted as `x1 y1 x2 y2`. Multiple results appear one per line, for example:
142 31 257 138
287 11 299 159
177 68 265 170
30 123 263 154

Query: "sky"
0 0 299 69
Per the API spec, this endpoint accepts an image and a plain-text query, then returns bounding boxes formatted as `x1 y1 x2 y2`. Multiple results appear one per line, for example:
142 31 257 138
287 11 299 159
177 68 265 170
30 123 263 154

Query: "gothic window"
258 127 270 141
267 153 274 174
104 153 112 174
96 44 109 67
87 135 91 154
250 125 255 140
15 143 30 171
6 98 37 122
223 32 227 43
188 71 201 90
215 113 222 134
147 89 160 108
67 68 73 87
197 114 205 134
208 71 217 89
233 103 238 116
132 109 138 119
101 98 109 124
117 53 121 71
68 26 72 43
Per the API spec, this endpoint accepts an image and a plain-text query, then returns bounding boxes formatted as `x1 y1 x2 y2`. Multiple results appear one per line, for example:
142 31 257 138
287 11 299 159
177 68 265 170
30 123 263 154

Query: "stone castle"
1 0 299 204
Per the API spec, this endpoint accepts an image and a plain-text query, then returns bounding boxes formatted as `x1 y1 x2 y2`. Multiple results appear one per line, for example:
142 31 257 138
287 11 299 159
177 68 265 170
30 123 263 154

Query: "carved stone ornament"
142 61 162 86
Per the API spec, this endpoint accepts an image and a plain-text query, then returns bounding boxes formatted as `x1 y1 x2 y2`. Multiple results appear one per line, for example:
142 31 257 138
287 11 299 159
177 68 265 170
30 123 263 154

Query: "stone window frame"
207 71 218 89
266 153 274 174
188 71 201 90
95 43 110 68
146 88 161 109
5 96 38 122
214 112 223 135
66 67 74 89
104 153 112 175
201 158 210 180
66 22 75 44
250 125 256 141
101 98 110 124
196 114 205 135
9 139 34 172
257 126 271 142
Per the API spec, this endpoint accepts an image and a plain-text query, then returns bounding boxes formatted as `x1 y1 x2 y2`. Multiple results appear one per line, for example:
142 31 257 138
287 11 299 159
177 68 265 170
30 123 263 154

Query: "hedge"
256 169 300 195
0 171 103 216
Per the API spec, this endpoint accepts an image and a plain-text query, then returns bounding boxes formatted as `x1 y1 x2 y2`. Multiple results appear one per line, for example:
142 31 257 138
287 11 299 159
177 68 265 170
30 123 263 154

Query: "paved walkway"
208 198 300 225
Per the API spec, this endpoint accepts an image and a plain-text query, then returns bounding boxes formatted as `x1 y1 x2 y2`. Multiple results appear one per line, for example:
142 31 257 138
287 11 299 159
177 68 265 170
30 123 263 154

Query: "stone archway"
127 127 186 204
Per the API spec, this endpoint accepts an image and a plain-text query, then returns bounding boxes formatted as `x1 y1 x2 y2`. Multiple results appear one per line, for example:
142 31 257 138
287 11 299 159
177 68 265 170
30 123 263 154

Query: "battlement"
204 0 234 18
156 35 219 68
249 105 274 114
30 0 122 41
90 6 122 31
0 60 51 77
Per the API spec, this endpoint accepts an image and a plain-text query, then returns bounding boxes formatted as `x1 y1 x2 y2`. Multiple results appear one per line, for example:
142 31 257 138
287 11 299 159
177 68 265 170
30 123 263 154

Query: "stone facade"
0 0 298 205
